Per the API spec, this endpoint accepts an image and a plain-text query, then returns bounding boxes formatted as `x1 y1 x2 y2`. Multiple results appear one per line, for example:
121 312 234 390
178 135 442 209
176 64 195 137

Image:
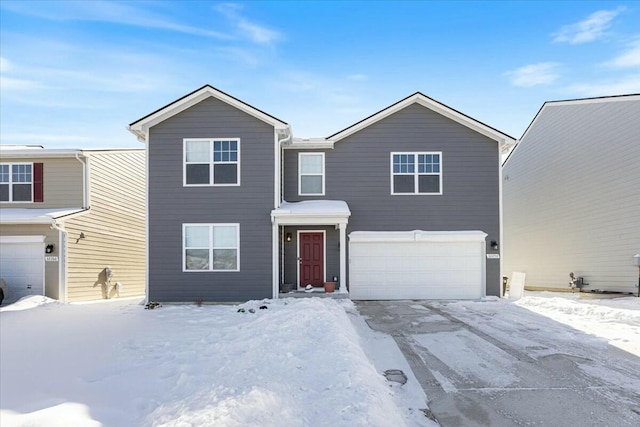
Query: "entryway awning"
0 208 89 224
271 200 351 226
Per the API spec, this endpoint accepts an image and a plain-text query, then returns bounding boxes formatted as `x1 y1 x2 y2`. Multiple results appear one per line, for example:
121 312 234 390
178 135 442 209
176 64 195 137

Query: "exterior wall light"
490 240 499 251
45 244 55 254
286 233 292 243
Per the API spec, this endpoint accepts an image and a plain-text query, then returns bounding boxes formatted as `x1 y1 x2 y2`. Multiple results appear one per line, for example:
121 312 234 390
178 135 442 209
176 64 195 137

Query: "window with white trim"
0 163 33 202
184 139 240 186
391 152 442 194
183 224 239 271
298 152 325 195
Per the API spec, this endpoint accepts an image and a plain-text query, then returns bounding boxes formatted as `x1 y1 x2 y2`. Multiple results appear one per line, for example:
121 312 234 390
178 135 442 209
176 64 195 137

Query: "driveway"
356 300 640 427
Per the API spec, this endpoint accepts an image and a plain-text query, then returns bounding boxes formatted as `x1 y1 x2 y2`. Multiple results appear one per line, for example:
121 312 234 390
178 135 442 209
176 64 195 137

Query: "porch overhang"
270 200 351 226
271 200 351 298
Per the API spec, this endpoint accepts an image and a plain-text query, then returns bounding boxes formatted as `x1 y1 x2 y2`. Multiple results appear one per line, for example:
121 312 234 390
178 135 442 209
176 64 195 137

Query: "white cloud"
0 76 42 91
505 63 561 87
565 73 640 96
0 57 12 72
605 39 640 68
215 3 281 45
347 74 368 81
553 8 624 44
0 0 230 39
237 19 280 45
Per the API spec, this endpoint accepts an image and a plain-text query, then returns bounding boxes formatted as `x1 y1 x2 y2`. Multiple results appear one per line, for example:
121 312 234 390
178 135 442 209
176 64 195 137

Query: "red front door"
299 232 324 287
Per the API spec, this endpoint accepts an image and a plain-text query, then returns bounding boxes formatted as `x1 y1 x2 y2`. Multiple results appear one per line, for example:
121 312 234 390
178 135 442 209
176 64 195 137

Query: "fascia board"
128 86 288 141
330 93 515 147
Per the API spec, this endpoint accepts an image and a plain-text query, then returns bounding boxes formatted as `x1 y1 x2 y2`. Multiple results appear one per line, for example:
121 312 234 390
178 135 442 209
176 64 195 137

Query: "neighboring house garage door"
0 237 45 303
349 230 487 300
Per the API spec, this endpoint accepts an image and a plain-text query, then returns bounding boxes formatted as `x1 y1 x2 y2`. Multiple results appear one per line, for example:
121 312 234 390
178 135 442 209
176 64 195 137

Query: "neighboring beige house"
503 94 640 294
0 145 145 303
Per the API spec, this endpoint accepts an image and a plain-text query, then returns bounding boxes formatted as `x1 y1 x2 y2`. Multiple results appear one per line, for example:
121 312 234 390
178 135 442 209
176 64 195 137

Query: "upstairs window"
391 152 442 195
184 139 240 186
0 163 33 202
298 152 325 196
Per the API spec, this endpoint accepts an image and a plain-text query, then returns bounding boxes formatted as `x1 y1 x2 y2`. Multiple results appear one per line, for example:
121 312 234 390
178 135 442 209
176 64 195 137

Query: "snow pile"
515 293 640 355
0 297 408 427
0 295 58 312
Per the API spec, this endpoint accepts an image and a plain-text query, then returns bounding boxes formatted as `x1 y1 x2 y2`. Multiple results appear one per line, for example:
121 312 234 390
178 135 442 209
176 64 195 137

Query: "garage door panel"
0 242 45 303
349 230 486 300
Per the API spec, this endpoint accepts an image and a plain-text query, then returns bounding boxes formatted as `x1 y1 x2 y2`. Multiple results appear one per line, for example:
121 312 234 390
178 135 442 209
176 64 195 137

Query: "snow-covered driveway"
357 293 640 427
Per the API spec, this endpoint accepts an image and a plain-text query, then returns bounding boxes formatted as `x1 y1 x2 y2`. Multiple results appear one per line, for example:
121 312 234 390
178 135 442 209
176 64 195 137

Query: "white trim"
390 152 443 195
286 138 335 150
182 223 240 272
271 201 351 226
498 145 504 297
329 93 515 149
128 86 288 142
338 223 347 294
272 222 279 299
298 152 325 196
0 162 34 203
183 138 241 187
348 230 488 243
144 136 150 303
0 235 46 243
296 230 326 288
0 208 89 225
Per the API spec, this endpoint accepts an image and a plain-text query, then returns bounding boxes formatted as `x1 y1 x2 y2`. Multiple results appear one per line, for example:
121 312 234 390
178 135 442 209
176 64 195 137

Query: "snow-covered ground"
1 291 638 426
0 297 429 427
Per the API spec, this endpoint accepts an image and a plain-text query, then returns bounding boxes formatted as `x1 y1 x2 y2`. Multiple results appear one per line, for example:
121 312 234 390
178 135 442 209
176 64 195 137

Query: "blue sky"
1 1 639 149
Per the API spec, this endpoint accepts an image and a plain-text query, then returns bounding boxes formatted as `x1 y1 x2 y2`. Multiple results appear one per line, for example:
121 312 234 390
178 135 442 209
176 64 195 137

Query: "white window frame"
183 138 241 187
298 152 325 196
182 223 240 272
390 152 443 195
0 162 33 203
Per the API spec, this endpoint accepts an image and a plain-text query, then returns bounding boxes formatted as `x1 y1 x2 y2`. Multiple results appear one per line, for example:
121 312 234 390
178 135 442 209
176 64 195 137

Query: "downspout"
272 127 292 299
75 153 90 208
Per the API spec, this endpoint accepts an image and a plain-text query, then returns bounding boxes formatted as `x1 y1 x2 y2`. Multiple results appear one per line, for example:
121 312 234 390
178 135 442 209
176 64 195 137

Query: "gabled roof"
327 92 516 151
503 93 640 166
128 85 289 142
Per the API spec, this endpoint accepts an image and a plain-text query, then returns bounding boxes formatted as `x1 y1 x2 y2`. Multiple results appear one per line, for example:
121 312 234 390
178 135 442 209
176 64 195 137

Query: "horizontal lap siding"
148 97 274 302
64 151 146 301
503 100 640 292
0 157 83 208
284 103 501 295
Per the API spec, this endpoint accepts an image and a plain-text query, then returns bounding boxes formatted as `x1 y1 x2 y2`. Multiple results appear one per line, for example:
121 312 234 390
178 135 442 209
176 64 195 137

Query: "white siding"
503 96 640 293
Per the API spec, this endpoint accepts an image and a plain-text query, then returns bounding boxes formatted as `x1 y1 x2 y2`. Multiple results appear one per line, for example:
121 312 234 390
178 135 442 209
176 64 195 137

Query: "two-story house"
0 146 145 303
129 85 514 302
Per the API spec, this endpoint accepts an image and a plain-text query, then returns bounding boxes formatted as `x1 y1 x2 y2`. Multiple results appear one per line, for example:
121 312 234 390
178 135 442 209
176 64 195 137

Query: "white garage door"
0 237 45 303
349 230 487 300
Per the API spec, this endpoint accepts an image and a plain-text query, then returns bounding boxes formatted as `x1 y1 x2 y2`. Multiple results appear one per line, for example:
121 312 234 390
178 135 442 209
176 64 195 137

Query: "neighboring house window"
391 152 442 195
184 139 240 186
183 223 239 272
298 152 325 196
0 163 33 202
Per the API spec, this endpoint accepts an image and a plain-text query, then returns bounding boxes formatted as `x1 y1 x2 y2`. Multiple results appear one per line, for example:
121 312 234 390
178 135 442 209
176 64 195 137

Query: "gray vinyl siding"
282 226 340 289
0 157 83 208
284 103 501 295
503 98 640 293
148 97 275 302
